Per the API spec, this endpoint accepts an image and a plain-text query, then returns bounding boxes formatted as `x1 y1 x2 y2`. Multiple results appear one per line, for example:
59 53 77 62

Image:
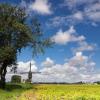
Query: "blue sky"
1 0 100 82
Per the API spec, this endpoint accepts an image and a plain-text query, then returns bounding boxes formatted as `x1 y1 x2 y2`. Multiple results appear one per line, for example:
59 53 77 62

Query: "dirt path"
18 90 37 100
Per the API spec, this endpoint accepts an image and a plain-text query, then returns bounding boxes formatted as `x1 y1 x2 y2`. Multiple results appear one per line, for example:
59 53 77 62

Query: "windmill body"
28 62 32 83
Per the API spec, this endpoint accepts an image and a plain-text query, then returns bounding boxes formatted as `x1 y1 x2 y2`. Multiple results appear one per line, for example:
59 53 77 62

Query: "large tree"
0 3 52 89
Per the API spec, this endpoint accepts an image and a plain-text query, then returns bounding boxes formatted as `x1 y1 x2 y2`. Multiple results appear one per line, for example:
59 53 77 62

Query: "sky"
1 0 100 83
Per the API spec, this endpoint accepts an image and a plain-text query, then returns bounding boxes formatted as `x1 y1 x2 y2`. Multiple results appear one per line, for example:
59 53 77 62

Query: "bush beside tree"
11 75 21 83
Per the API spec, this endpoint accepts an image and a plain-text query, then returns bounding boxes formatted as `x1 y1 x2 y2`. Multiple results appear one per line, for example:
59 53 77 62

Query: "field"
0 83 33 100
0 84 100 100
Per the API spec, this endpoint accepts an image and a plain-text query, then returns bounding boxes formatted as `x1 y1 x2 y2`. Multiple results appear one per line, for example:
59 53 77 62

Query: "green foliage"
0 4 52 88
0 3 52 66
0 83 33 100
11 75 21 83
0 3 53 88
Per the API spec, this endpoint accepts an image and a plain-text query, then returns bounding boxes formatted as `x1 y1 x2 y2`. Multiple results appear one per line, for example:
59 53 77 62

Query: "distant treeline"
94 81 100 84
32 81 100 84
32 81 84 84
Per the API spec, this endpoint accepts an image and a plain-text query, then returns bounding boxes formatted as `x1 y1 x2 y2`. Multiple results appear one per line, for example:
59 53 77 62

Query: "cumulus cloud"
46 16 68 27
41 57 54 67
63 0 99 9
51 25 96 57
29 0 52 15
6 52 98 83
85 3 100 22
47 0 100 28
68 52 95 72
17 60 38 73
46 12 84 28
51 26 85 45
65 0 100 23
69 52 88 66
73 41 96 53
72 11 84 20
7 60 38 73
36 52 96 83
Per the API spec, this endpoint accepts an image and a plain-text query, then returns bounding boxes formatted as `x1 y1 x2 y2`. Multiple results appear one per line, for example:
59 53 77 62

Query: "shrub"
11 75 21 83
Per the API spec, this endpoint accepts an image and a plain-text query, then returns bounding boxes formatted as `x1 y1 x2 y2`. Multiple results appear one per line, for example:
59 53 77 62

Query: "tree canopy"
0 3 52 88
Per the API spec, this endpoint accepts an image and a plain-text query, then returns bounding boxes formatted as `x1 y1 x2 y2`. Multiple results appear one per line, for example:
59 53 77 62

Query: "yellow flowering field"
19 84 100 100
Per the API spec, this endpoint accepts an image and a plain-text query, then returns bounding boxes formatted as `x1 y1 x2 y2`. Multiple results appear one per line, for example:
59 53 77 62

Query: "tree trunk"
0 62 7 89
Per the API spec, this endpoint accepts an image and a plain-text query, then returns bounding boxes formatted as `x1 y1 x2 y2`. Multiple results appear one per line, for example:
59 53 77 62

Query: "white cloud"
46 16 68 27
91 22 98 27
51 25 96 54
36 52 96 83
51 26 85 45
64 11 84 25
17 60 37 73
85 3 100 22
7 60 38 73
6 53 98 83
29 0 52 15
53 0 100 27
41 57 54 67
69 52 88 67
68 52 95 70
85 3 100 12
73 11 83 20
64 0 99 9
73 41 96 52
46 13 84 28
66 0 100 23
40 63 77 75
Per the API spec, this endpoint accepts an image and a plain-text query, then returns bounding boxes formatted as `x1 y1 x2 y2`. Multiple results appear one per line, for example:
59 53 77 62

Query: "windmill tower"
28 62 32 83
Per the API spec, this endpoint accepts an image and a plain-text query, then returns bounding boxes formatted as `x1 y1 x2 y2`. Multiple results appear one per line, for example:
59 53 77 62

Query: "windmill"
9 62 50 83
28 62 32 82
10 62 41 83
24 62 41 83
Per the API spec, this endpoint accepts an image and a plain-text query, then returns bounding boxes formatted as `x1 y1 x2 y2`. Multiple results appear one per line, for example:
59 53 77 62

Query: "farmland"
1 84 99 100
0 84 100 100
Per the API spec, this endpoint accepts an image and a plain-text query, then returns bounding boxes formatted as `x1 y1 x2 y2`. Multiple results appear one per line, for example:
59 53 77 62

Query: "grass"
0 84 100 100
0 83 33 100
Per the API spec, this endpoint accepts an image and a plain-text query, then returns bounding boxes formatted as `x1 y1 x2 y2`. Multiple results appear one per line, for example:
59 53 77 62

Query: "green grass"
0 83 33 100
0 84 100 100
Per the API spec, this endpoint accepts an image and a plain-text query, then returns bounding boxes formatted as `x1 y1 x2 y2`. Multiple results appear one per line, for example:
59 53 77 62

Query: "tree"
0 3 52 89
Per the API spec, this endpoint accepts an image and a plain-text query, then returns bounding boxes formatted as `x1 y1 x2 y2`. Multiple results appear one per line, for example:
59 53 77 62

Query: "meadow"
0 84 100 100
0 83 33 100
